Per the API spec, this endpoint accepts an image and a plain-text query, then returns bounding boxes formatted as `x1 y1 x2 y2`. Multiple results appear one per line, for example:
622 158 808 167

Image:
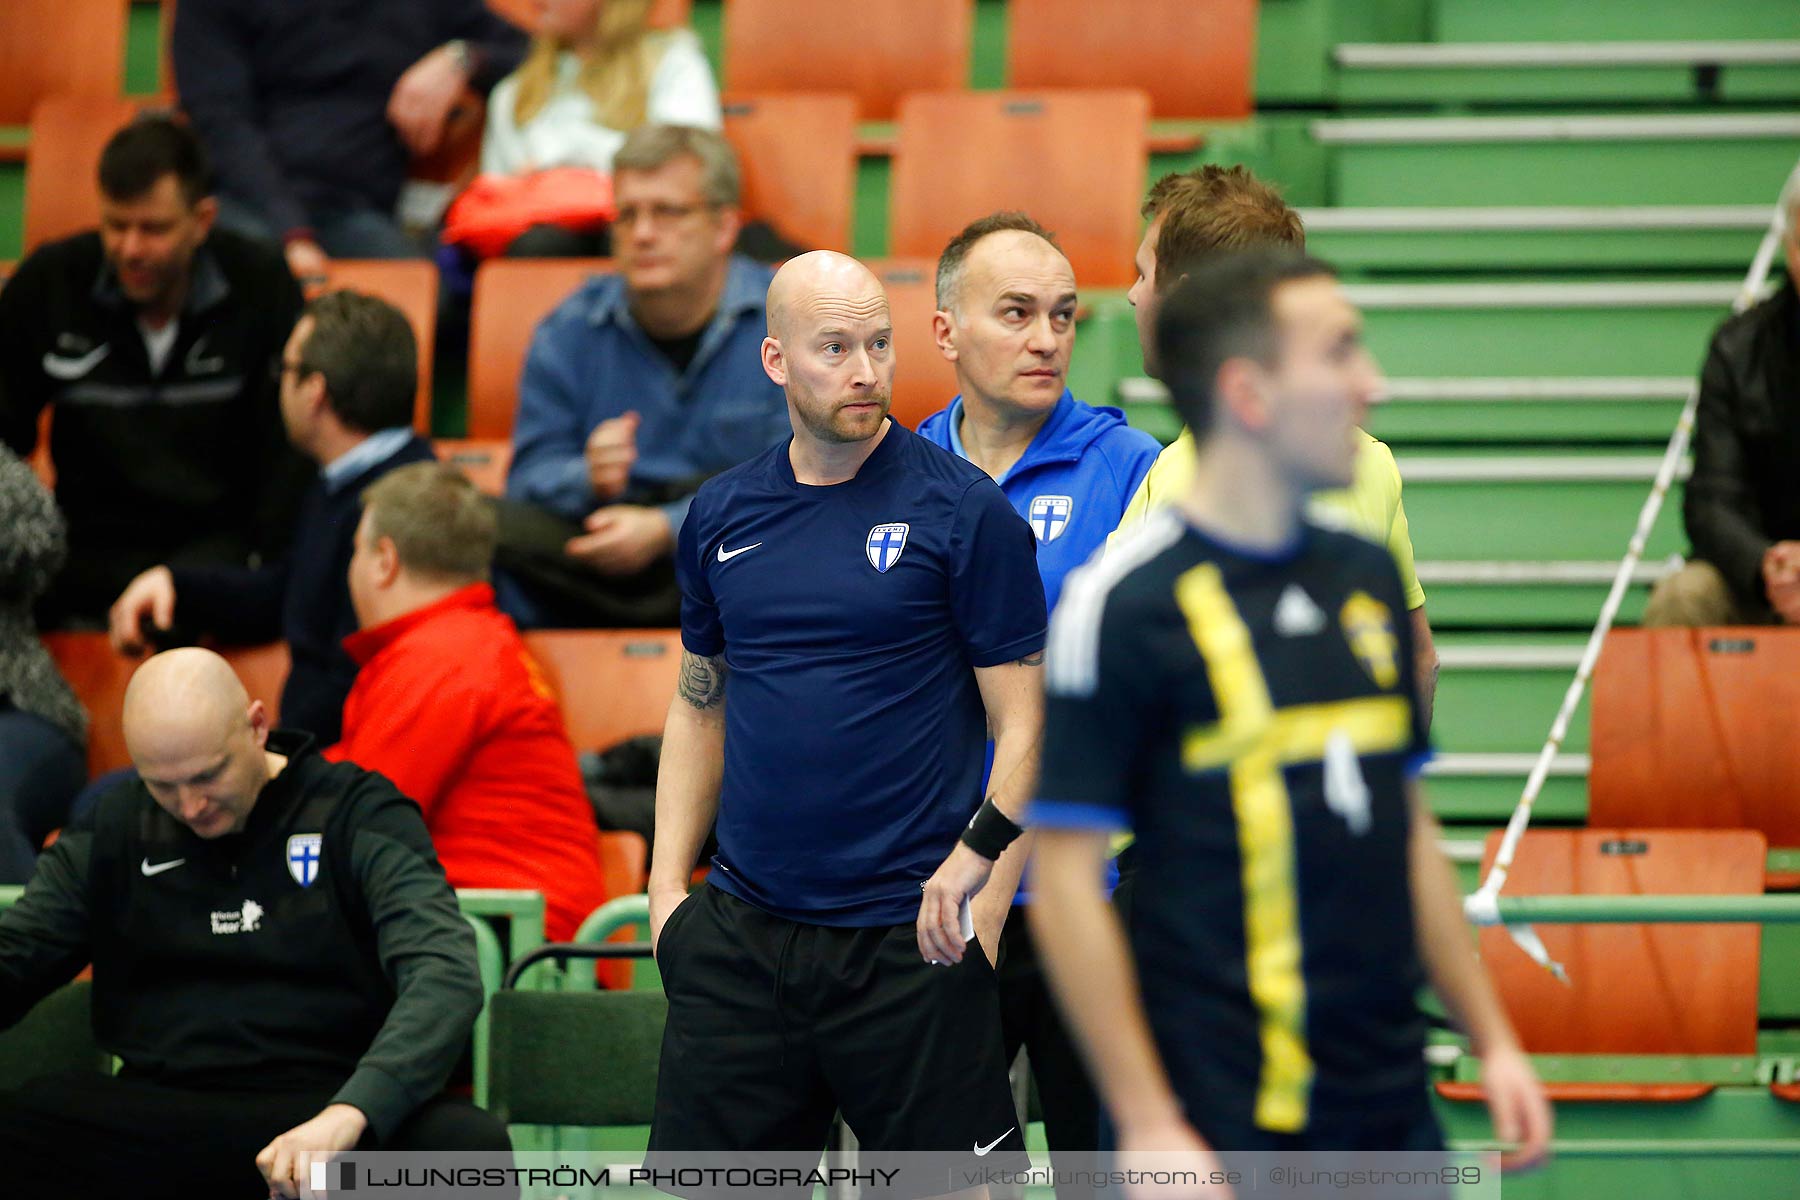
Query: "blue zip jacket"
920 391 1156 901
917 391 1160 613
505 257 790 539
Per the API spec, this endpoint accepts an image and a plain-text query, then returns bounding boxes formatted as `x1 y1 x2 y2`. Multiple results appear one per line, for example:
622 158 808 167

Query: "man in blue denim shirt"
500 126 789 627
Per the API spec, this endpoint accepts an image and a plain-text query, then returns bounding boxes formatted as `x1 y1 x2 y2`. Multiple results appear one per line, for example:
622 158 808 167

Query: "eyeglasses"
271 358 310 382
614 201 717 229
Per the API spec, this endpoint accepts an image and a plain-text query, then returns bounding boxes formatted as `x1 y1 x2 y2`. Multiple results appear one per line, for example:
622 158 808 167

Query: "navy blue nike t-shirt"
676 421 1047 925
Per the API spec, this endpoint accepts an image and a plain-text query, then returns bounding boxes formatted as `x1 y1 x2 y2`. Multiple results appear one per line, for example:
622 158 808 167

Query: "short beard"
792 393 892 444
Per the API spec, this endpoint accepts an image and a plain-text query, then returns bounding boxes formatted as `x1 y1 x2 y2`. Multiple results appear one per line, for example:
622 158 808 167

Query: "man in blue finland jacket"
914 212 1158 1200
916 214 1159 612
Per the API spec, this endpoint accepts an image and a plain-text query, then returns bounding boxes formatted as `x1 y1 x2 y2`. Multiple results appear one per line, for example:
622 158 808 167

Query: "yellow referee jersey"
1107 428 1427 610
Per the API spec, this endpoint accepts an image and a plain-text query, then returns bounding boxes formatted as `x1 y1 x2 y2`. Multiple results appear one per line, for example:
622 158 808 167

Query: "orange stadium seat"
1590 628 1800 887
521 628 682 752
28 409 54 491
44 635 141 778
434 438 513 496
24 95 146 253
864 259 958 431
1437 828 1763 1105
157 0 177 101
43 634 291 777
595 829 650 987
521 629 682 964
600 830 648 898
721 94 856 253
468 258 614 439
1006 0 1256 119
890 90 1150 289
723 0 972 121
321 260 440 435
487 0 692 32
0 3 126 126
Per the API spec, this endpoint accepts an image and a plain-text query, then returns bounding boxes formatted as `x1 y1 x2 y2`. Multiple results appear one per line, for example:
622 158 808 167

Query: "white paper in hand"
959 896 974 944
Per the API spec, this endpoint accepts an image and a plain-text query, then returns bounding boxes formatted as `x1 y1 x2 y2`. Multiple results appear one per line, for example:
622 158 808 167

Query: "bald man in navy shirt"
644 252 1043 1177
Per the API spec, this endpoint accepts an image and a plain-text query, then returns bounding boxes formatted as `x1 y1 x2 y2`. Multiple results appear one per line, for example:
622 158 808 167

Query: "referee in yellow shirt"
1109 167 1438 722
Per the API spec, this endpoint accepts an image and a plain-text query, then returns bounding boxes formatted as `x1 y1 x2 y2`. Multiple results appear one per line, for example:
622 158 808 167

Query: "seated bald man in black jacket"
0 648 507 1200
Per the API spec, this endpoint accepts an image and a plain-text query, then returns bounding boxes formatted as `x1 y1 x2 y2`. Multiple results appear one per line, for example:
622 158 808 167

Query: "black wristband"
960 797 1024 861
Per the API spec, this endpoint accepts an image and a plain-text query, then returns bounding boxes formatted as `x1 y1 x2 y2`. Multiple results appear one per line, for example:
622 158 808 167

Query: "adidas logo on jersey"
1272 585 1326 637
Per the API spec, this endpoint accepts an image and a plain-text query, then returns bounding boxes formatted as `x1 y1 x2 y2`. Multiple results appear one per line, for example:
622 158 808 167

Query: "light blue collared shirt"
322 426 417 494
503 256 790 537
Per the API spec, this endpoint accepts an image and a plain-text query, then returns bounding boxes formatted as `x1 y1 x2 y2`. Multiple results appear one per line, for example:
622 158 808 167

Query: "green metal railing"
1461 1139 1800 1157
13 884 1795 929
576 892 651 942
456 887 546 965
561 893 653 992
1489 895 1800 924
462 911 504 1107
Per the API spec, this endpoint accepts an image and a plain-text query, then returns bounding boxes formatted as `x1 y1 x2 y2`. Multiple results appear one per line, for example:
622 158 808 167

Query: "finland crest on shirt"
866 522 910 572
1028 495 1073 543
286 833 323 887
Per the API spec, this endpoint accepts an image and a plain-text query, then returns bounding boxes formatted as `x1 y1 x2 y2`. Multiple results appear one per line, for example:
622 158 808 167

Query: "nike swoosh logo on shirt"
140 857 186 877
717 542 763 562
42 344 111 380
184 337 225 376
973 1127 1015 1156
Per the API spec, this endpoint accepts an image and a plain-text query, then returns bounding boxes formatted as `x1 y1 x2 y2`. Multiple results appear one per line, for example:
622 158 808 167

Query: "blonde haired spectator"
481 0 719 183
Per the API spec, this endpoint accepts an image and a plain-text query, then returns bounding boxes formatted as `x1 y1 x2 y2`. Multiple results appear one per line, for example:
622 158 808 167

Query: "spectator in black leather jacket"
1646 181 1800 626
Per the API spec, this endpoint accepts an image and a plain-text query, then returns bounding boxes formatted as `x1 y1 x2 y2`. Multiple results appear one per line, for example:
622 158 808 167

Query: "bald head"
125 649 273 839
761 252 896 448
766 251 887 343
124 648 249 744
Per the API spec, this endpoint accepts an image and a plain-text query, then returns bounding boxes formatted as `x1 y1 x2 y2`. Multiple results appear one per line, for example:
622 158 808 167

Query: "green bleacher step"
1396 452 1685 562
1424 751 1588 823
1434 639 1587 755
1087 281 1736 416
1303 205 1771 272
1120 375 1694 444
1415 559 1660 628
1434 0 1800 46
1333 40 1800 106
1345 279 1739 376
1369 375 1691 443
1452 1053 1763 1086
1123 281 1734 384
1315 113 1800 207
1437 1090 1800 1199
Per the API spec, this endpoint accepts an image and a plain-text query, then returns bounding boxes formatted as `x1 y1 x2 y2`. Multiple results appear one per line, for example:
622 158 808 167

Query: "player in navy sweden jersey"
643 252 1046 1169
1028 251 1551 1188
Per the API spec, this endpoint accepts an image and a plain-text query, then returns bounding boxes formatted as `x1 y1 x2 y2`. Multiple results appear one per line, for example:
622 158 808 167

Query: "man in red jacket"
330 461 606 943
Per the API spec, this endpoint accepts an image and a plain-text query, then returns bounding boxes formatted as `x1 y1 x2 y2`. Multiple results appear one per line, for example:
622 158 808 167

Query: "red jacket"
329 584 606 942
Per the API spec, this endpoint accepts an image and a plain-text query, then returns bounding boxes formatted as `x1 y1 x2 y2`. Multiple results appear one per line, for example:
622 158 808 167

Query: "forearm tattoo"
677 651 729 711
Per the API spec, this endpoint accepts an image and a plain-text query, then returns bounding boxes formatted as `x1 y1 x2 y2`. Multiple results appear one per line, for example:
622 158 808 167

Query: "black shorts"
0 1072 511 1200
647 884 1027 1180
